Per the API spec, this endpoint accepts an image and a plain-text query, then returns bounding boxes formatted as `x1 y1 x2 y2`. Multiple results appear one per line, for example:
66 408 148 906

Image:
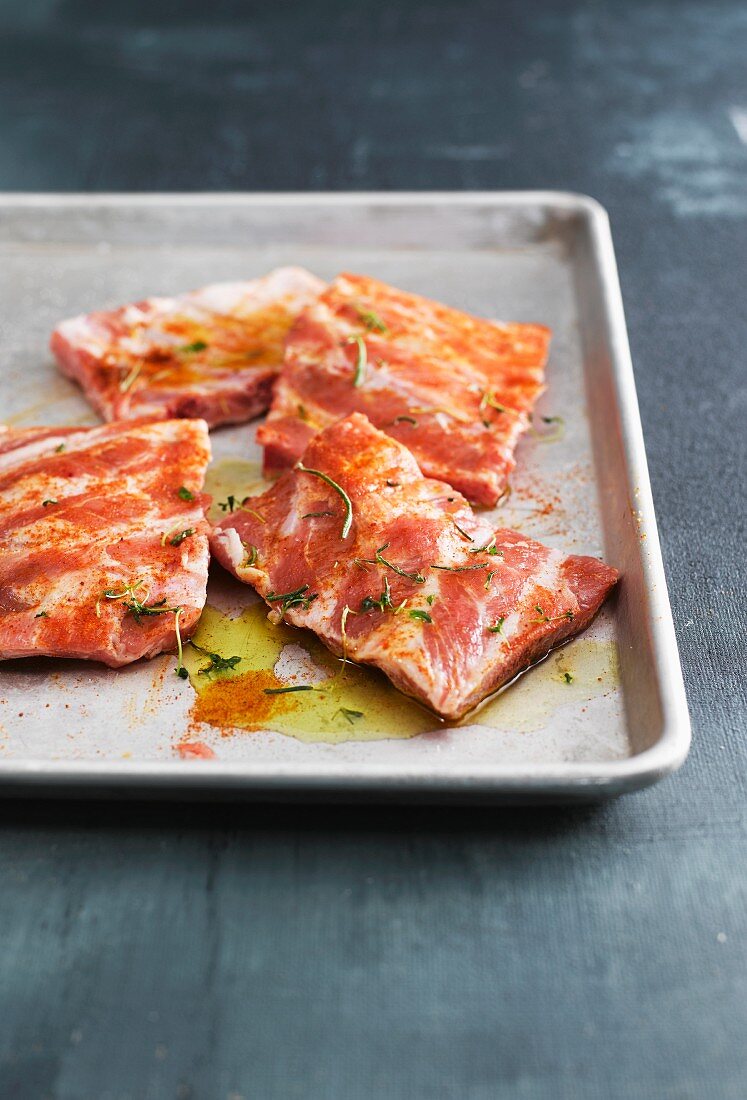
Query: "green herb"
35 611 49 618
241 542 258 567
336 707 365 724
563 671 574 684
263 684 315 695
54 443 66 453
485 570 497 590
169 528 194 547
408 609 432 624
174 607 187 678
122 595 181 624
295 463 353 539
180 340 208 353
386 480 400 488
426 594 436 606
470 537 497 555
347 334 367 386
361 576 395 614
431 562 488 572
488 617 505 634
373 543 426 584
390 415 418 427
42 499 58 507
217 495 238 513
480 391 514 416
357 307 388 333
119 361 143 393
178 486 195 502
302 510 335 519
297 404 308 421
190 641 242 677
529 414 565 442
452 521 474 543
532 605 550 623
266 584 319 619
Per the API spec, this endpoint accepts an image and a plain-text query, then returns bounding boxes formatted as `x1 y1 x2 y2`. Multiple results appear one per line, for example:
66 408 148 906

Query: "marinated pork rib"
0 419 211 667
257 272 551 506
51 267 325 428
212 413 617 720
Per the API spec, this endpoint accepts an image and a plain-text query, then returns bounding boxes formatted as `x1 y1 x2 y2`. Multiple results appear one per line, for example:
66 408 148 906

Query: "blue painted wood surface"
0 2 745 1097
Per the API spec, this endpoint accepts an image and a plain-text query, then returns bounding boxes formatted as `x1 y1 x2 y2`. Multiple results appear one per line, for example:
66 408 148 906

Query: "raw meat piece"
257 272 550 505
51 267 325 428
0 418 211 667
212 413 617 720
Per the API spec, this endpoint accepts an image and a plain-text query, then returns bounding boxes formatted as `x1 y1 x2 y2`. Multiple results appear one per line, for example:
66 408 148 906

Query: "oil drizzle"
185 604 619 745
203 457 270 523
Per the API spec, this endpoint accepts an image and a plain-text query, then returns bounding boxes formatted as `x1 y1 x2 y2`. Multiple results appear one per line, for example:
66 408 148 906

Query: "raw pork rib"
212 413 617 720
257 272 551 506
51 267 325 428
0 419 211 667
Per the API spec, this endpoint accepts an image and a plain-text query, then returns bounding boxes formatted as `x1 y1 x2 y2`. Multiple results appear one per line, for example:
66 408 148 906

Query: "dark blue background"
1 2 745 1097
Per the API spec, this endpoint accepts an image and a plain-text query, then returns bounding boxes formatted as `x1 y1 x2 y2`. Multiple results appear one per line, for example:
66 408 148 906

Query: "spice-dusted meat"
212 413 617 720
256 272 550 506
51 267 325 428
0 419 211 667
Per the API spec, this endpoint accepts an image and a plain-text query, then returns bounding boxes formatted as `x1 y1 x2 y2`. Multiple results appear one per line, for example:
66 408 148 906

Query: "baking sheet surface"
0 194 689 796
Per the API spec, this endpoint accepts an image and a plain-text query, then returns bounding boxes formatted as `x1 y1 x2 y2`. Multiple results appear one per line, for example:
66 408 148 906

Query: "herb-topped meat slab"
212 413 617 720
0 419 211 668
51 267 325 428
256 272 551 506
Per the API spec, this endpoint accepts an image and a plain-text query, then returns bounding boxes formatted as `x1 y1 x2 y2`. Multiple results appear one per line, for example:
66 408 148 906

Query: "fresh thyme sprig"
189 641 242 677
266 584 319 621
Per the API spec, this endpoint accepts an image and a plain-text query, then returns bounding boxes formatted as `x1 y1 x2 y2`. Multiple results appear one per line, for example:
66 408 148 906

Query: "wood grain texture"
0 1 745 1097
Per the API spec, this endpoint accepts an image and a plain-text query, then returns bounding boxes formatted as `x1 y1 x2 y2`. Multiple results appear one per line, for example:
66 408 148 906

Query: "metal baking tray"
0 192 690 801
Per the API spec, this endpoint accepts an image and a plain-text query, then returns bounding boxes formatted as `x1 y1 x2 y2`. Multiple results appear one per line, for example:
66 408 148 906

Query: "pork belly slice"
256 272 551 506
0 419 211 667
51 266 325 428
212 413 617 720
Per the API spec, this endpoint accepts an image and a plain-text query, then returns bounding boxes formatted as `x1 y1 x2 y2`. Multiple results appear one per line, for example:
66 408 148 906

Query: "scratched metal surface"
0 194 686 796
0 2 744 1099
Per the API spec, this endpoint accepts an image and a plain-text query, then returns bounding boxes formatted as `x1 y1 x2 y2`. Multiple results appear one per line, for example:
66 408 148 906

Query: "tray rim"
0 190 691 800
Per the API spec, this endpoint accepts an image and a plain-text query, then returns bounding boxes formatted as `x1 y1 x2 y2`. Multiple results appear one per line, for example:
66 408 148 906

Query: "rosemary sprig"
360 576 406 615
488 617 505 634
431 562 488 572
452 520 474 542
263 684 315 695
336 707 365 724
295 463 353 539
373 543 425 584
266 584 319 619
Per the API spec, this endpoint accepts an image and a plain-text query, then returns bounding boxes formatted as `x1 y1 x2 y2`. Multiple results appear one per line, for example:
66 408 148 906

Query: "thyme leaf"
180 340 208 354
266 584 319 619
178 486 195 502
488 617 505 634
